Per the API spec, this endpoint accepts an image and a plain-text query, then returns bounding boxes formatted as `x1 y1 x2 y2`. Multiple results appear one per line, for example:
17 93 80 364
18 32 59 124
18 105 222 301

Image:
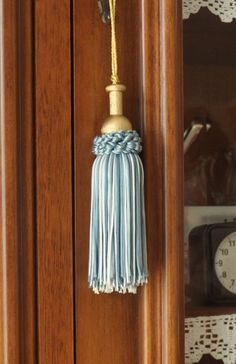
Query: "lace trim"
185 315 236 363
183 1 236 23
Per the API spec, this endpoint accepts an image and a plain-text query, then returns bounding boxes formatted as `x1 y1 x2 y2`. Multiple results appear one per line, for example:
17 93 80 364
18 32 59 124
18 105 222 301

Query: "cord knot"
111 75 119 84
93 130 142 155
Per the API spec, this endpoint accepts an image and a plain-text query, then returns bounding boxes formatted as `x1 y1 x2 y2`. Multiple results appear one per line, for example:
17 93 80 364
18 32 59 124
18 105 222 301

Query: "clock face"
214 231 236 295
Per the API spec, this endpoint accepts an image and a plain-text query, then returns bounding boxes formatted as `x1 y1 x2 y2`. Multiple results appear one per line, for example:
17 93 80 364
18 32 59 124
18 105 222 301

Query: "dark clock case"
189 221 236 304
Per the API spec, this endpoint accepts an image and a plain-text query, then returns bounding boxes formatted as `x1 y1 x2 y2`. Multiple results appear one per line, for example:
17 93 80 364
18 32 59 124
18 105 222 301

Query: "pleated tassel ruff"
89 130 148 294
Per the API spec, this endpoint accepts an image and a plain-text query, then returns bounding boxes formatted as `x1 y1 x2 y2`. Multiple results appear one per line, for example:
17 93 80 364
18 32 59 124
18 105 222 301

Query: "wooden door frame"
0 0 75 363
141 1 184 362
0 0 184 363
0 0 36 363
74 1 184 363
160 0 184 361
35 0 75 362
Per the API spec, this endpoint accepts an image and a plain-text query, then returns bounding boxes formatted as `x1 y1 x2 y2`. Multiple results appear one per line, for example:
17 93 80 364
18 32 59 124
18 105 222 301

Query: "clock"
189 221 236 304
214 231 236 295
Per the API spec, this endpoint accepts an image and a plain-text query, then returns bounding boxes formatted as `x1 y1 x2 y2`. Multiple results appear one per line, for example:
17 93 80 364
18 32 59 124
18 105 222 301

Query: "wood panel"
74 1 142 363
35 0 75 362
141 2 162 362
159 1 184 363
17 1 37 362
142 1 184 363
74 0 184 363
0 1 185 363
0 1 36 363
0 1 20 361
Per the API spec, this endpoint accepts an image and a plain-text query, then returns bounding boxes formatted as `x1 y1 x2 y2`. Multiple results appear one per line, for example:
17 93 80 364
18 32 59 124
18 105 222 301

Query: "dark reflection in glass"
197 354 223 363
184 8 236 364
184 9 236 206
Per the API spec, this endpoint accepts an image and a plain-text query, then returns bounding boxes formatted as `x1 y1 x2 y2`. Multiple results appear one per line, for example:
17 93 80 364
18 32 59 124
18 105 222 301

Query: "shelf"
186 304 236 318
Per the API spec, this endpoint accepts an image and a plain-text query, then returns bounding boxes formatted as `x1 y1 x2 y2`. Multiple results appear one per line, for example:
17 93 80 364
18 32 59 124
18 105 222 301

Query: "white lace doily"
183 1 236 23
185 314 236 363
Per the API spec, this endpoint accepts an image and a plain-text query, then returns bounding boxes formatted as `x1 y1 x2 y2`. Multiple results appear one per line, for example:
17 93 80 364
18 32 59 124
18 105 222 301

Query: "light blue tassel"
89 130 148 294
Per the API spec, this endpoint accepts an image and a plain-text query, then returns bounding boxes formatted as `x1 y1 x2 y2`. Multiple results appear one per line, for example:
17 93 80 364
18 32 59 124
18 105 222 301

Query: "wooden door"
0 1 184 363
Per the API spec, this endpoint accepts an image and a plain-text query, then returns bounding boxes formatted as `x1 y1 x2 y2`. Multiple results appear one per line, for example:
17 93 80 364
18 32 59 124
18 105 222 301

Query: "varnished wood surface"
35 0 75 363
141 2 162 363
0 1 37 363
17 1 37 362
0 1 185 363
74 1 184 363
160 0 185 363
74 1 142 363
0 1 20 362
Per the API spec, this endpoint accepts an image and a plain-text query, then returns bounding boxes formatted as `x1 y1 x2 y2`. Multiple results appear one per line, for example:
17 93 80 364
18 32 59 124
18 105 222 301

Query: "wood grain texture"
35 0 75 362
140 1 162 363
0 1 37 363
17 1 37 362
0 0 185 362
159 0 185 363
0 1 20 362
74 0 184 363
141 1 184 363
74 1 142 363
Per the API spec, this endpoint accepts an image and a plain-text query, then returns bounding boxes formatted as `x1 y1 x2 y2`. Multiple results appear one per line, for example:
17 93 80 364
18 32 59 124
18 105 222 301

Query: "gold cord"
109 0 119 84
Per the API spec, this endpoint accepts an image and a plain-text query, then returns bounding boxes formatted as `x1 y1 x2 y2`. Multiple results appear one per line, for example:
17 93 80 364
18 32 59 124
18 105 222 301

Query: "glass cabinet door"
184 6 236 364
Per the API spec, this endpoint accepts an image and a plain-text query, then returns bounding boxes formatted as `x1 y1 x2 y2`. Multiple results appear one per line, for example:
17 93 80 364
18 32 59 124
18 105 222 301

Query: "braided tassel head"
93 131 142 155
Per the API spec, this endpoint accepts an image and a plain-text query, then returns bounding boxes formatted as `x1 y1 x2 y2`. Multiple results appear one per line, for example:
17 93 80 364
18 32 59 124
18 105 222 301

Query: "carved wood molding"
0 0 184 363
0 1 36 362
141 0 184 362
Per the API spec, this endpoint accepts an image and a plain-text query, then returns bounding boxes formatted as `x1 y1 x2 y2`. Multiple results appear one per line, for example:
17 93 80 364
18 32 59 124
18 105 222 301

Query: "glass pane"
184 8 236 364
